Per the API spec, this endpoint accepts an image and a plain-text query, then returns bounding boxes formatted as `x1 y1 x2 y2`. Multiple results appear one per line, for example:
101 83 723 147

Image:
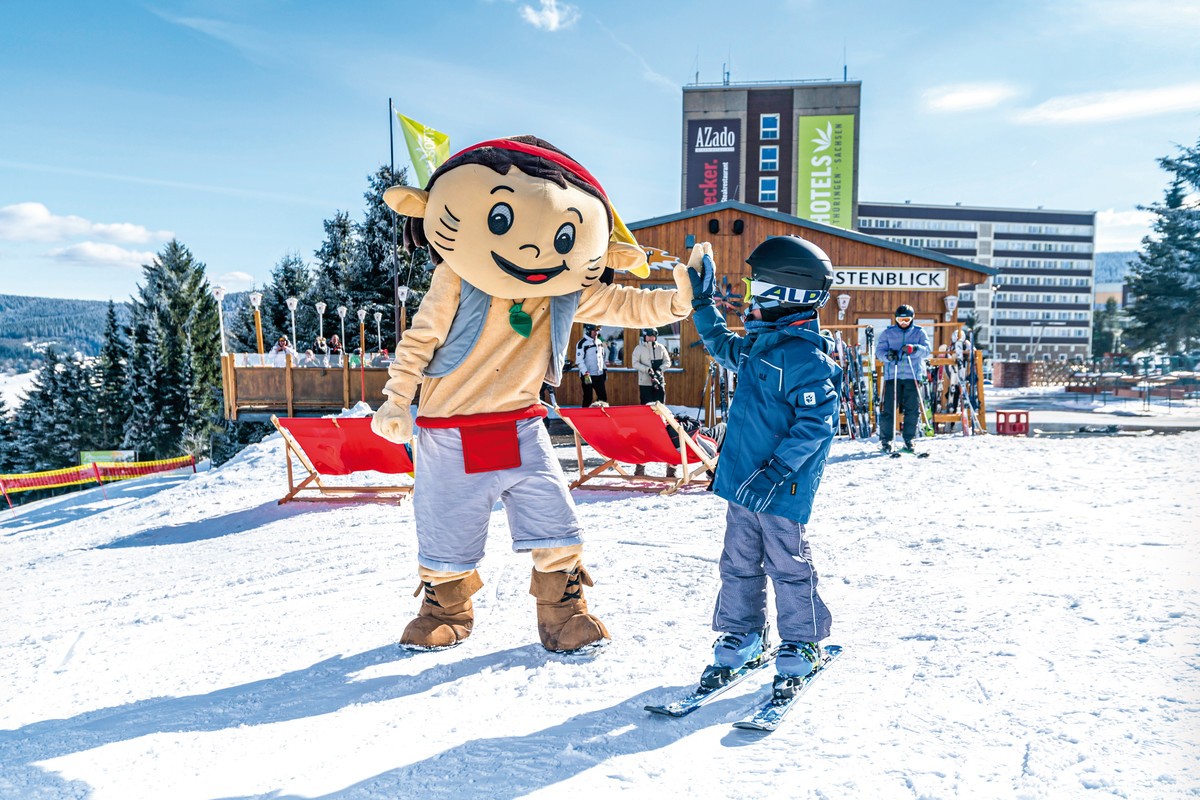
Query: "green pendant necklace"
509 299 532 338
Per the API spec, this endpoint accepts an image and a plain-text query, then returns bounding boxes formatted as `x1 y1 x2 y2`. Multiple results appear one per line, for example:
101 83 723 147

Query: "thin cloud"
598 23 677 94
923 83 1020 112
214 271 255 290
0 203 172 244
520 0 580 31
48 242 157 270
149 9 278 65
1014 82 1200 124
1096 209 1154 251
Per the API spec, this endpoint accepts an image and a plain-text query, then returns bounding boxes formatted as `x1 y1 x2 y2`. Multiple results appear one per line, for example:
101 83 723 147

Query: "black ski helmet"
583 323 600 336
744 235 833 319
640 328 657 339
895 304 915 319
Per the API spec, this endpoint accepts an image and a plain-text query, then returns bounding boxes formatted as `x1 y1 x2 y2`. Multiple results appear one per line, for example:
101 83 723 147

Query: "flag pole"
389 98 403 345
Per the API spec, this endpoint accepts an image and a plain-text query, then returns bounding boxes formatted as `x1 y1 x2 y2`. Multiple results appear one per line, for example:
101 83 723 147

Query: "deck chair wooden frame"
556 402 718 495
271 415 414 504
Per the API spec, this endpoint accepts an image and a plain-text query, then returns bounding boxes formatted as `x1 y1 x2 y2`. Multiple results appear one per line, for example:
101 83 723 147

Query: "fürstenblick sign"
833 268 948 291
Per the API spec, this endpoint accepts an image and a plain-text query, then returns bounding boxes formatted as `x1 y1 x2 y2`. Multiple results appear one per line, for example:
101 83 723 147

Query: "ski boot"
879 440 893 454
899 440 920 456
772 641 822 704
699 627 770 693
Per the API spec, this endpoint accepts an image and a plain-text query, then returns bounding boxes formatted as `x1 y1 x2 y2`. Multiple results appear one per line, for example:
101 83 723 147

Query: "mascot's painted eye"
554 222 576 255
488 203 514 235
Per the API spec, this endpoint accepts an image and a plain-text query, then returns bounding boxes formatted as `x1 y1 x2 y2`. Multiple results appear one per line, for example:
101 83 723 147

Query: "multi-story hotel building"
681 79 861 229
857 202 1096 361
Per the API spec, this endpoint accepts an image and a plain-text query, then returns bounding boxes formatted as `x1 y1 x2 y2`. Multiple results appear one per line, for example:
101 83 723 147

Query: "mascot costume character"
372 135 696 653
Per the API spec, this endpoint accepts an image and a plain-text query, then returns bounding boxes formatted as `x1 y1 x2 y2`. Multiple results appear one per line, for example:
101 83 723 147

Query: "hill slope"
1 432 1196 798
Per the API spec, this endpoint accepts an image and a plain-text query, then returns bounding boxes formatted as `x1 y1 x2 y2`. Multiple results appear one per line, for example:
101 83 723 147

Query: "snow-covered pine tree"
95 300 131 449
122 240 222 459
262 253 315 351
1126 138 1200 355
0 396 15 474
123 302 167 459
311 210 356 339
346 165 430 353
10 348 65 472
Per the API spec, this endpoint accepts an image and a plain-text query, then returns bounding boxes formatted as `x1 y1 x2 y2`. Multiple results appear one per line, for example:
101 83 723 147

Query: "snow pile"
0 371 36 408
1 432 1197 799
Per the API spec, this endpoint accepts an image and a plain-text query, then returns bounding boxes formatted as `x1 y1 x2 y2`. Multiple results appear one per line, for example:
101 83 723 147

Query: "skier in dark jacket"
687 236 841 701
875 304 931 454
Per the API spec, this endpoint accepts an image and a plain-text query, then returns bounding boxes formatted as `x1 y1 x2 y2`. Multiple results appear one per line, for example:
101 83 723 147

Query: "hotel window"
759 177 778 203
760 145 778 171
760 113 780 140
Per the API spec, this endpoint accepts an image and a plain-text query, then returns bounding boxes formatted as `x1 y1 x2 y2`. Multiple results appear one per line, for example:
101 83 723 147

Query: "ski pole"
907 354 934 436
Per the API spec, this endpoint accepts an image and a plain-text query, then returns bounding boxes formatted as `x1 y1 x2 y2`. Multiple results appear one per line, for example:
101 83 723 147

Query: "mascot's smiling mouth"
491 252 569 284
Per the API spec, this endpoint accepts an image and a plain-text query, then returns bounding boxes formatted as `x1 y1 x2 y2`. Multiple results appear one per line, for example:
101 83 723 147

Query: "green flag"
396 113 450 188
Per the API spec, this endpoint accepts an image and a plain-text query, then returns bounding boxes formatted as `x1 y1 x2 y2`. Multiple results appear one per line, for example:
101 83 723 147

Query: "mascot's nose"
519 243 541 257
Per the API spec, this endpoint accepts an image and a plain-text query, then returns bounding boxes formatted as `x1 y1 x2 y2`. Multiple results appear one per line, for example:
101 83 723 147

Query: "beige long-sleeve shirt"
382 266 690 418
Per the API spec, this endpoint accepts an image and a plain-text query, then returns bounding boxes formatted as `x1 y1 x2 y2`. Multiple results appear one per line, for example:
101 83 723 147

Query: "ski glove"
886 351 899 362
686 249 716 309
734 456 792 513
582 373 592 385
902 344 916 355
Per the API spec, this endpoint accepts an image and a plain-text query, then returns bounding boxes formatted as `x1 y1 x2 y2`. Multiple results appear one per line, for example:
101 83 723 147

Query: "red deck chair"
271 416 414 504
556 403 718 495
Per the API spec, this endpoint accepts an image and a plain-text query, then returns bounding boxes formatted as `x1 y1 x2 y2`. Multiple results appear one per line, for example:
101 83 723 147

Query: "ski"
732 644 844 732
890 448 930 459
645 648 778 717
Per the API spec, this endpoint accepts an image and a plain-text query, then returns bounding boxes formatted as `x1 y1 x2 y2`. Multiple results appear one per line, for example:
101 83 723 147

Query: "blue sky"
1 0 1198 301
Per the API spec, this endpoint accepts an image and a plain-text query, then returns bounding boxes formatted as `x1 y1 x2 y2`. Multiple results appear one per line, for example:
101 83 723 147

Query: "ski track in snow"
1 432 1197 799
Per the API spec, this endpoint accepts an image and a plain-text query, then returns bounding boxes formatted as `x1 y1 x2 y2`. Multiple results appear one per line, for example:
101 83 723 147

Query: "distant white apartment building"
857 202 1095 361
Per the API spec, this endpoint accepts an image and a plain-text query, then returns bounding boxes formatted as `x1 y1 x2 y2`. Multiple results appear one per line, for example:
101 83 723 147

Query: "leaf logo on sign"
812 122 833 153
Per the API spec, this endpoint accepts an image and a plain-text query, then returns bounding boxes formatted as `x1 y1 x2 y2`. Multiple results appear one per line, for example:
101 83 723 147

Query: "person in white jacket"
575 324 607 406
632 328 670 405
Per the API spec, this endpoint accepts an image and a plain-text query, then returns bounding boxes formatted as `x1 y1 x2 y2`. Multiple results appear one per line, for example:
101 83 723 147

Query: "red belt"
417 405 547 473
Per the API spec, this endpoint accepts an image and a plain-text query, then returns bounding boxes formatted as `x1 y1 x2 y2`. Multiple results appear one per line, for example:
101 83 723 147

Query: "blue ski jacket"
875 322 931 381
693 304 841 523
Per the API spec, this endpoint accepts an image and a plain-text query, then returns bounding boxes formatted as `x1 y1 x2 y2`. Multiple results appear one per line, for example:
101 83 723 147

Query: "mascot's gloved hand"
372 395 413 444
684 242 715 309
734 456 792 513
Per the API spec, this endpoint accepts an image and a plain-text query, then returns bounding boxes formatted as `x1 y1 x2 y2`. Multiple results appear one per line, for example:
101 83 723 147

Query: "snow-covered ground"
0 371 36 408
1 431 1197 799
989 385 1200 418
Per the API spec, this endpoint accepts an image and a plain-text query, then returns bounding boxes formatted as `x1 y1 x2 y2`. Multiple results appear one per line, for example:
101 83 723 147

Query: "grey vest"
424 279 582 387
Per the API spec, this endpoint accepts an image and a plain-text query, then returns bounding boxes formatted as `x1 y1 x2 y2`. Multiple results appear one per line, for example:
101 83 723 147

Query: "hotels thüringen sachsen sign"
833 268 949 291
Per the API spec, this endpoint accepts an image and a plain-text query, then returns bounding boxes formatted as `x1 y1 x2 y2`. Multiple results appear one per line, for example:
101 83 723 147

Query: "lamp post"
836 293 851 321
285 296 298 349
356 308 368 401
1028 321 1041 361
942 294 958 322
315 301 326 340
987 277 1002 361
249 291 265 363
211 285 227 355
373 311 383 352
337 305 347 357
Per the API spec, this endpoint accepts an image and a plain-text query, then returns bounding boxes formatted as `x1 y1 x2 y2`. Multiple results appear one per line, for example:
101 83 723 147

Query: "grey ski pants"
711 502 832 643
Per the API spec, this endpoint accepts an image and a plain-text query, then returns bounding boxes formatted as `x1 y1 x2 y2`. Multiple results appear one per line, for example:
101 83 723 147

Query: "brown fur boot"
400 571 483 650
529 567 610 652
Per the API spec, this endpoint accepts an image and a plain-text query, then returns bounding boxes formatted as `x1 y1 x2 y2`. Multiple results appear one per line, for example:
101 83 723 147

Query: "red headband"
446 138 608 202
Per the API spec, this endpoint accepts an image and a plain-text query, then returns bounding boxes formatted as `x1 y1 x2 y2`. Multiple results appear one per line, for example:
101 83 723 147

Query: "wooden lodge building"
552 201 996 409
222 201 994 419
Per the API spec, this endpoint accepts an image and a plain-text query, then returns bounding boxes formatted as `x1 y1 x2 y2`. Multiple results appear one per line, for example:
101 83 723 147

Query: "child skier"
687 236 841 701
875 304 932 454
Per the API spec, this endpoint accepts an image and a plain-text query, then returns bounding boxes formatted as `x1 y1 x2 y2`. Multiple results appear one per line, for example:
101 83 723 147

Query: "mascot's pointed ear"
383 186 429 218
606 241 650 278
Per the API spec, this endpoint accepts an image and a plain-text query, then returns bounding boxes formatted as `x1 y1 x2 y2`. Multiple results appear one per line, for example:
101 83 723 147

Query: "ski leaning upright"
644 647 779 717
732 644 844 732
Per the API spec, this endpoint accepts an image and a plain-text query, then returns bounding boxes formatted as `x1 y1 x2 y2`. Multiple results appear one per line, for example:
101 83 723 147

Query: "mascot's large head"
384 135 647 300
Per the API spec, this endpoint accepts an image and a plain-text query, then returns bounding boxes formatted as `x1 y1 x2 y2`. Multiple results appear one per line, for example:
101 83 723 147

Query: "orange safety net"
0 455 196 495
